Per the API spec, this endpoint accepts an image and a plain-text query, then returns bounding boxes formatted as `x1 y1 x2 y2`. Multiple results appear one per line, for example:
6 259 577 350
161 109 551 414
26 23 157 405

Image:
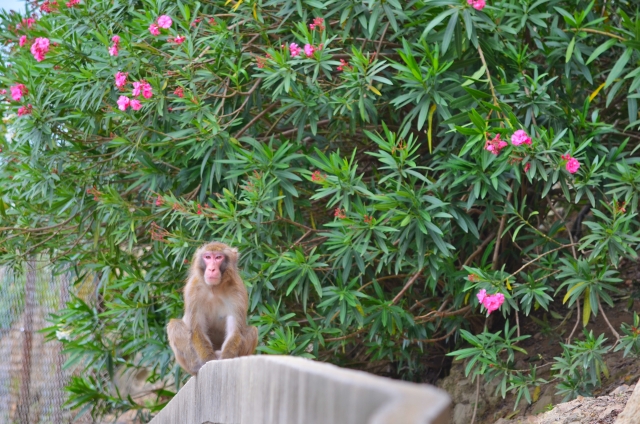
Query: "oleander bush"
1 0 640 420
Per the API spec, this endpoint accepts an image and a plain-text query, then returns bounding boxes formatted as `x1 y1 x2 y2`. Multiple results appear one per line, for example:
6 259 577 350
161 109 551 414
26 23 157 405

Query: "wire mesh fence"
0 261 87 424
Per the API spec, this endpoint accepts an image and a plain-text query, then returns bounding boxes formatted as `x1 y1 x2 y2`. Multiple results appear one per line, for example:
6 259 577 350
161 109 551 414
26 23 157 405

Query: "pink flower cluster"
174 87 184 98
109 35 120 56
561 154 580 174
289 43 319 58
149 15 172 35
477 289 504 314
17 104 32 116
337 59 350 71
511 129 531 146
132 81 153 99
30 37 50 62
309 17 325 31
114 71 128 89
19 35 27 47
168 35 186 44
114 73 151 111
18 17 36 30
485 130 534 155
484 134 508 155
289 43 301 57
467 0 486 10
66 0 80 7
10 84 28 101
40 0 58 13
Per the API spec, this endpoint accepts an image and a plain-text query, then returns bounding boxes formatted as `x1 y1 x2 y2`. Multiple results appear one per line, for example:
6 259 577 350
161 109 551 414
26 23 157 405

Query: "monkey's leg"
167 319 202 375
240 326 258 356
191 324 218 364
219 316 244 359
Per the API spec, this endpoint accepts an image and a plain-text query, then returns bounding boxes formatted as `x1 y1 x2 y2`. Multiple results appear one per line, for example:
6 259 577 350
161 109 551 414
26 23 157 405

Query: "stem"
570 27 626 41
463 231 496 268
506 243 578 281
470 375 480 424
492 192 513 270
391 268 425 304
477 45 499 109
566 301 580 344
597 297 620 342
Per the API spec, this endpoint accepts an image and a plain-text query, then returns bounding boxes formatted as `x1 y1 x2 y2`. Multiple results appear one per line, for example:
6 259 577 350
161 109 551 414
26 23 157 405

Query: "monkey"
167 242 258 375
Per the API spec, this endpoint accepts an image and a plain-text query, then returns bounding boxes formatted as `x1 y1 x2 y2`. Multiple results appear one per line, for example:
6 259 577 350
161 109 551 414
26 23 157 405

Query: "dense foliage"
1 0 640 419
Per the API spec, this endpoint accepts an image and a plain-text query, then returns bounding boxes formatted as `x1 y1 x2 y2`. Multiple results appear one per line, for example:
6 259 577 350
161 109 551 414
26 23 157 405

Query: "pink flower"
562 155 580 174
289 43 301 57
132 81 142 97
477 289 505 314
10 84 27 101
173 35 186 44
0 89 6 95
117 95 130 111
141 82 153 99
467 0 486 10
111 35 120 44
108 45 118 56
309 17 325 31
157 15 172 29
30 37 50 62
484 293 504 313
511 129 532 146
19 35 27 47
115 72 128 88
132 81 153 99
484 134 508 155
524 162 531 172
476 289 487 304
17 104 32 116
304 44 316 57
149 23 160 36
174 87 184 98
130 99 142 110
337 59 350 71
66 0 80 7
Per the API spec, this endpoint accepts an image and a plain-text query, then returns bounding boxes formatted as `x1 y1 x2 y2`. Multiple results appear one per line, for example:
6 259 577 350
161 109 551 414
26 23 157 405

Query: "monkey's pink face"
202 251 226 285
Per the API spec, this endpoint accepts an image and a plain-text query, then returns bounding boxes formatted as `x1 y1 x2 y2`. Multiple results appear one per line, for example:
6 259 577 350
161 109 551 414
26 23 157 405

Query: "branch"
0 215 76 233
463 231 496 268
234 102 279 138
391 268 424 304
492 191 513 270
506 243 578 280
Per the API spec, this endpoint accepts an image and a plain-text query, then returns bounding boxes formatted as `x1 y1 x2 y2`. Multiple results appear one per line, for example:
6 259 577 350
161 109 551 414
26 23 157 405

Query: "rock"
615 378 640 424
609 385 629 396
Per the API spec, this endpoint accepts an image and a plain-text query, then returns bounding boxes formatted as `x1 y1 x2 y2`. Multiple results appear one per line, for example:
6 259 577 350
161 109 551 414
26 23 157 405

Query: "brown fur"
167 242 258 375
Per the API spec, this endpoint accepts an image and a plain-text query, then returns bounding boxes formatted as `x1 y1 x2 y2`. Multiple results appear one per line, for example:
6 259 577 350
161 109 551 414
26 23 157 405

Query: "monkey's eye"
215 255 223 260
204 254 212 260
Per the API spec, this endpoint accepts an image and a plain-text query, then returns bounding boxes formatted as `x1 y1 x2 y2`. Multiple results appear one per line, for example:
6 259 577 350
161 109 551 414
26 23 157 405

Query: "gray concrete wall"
150 355 450 424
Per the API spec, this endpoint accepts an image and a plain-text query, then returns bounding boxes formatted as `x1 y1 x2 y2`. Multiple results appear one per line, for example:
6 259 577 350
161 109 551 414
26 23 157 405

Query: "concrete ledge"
150 355 450 424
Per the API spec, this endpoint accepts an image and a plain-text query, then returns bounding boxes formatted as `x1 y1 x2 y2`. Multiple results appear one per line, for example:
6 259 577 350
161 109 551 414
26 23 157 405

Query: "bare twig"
391 268 425 304
597 297 621 342
0 215 76 233
470 374 480 424
463 231 496 268
506 243 578 280
376 22 390 57
566 301 580 344
492 191 513 270
234 102 279 138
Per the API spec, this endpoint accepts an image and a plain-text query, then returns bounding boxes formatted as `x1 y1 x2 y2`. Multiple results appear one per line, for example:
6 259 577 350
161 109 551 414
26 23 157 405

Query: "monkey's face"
201 251 227 286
